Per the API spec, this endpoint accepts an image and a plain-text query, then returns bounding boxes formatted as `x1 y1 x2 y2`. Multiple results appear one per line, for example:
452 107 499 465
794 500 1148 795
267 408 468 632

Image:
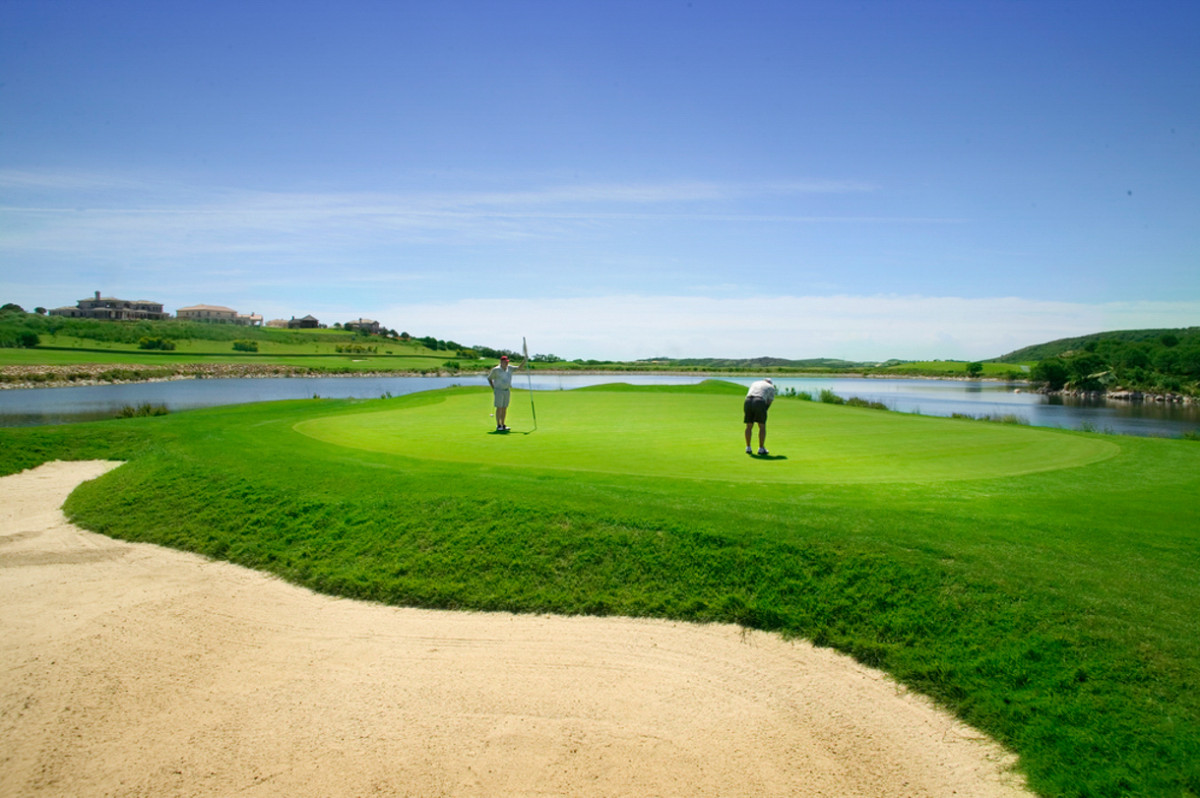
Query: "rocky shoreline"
1034 387 1196 405
0 362 450 390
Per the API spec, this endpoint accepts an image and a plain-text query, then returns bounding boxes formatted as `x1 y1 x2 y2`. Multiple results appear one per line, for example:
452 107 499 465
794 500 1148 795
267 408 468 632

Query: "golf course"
3 380 1199 797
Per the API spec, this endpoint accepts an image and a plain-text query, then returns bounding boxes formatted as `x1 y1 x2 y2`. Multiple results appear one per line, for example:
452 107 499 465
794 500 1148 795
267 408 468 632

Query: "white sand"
1 460 1032 797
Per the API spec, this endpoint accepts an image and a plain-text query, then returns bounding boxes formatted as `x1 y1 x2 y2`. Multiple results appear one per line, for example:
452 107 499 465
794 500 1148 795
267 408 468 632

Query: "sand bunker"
1 461 1031 797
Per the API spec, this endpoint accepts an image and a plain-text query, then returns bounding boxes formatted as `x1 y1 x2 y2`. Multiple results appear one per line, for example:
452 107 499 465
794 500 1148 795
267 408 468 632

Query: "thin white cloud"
0 171 900 262
373 295 1200 362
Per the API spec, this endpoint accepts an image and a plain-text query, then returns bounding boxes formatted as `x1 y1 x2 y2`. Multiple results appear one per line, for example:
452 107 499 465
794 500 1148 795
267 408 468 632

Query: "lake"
1 374 1197 438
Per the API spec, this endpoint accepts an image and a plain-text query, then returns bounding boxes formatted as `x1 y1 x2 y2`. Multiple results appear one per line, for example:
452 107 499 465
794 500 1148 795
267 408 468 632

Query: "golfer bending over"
488 353 527 432
744 378 776 455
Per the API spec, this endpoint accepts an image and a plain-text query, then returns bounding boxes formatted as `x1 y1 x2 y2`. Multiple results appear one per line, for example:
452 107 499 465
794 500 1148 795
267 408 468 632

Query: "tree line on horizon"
2 303 1197 394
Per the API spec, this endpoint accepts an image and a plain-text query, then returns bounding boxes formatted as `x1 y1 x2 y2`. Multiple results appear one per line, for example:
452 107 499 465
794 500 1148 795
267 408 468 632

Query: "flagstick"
523 337 537 431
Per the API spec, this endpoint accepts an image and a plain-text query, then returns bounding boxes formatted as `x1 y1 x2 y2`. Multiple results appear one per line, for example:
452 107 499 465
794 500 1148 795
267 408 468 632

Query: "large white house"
49 291 168 321
177 304 263 326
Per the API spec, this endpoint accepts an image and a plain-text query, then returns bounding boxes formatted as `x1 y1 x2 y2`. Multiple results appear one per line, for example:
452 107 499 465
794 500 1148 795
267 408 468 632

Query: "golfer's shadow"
750 453 788 461
487 429 535 436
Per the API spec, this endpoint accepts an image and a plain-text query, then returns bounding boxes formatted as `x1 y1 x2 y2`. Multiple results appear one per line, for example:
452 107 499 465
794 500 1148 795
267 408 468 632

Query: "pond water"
1 373 1197 438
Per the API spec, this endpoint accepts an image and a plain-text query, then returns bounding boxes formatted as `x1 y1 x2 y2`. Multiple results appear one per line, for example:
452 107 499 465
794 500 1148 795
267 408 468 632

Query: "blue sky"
2 0 1197 361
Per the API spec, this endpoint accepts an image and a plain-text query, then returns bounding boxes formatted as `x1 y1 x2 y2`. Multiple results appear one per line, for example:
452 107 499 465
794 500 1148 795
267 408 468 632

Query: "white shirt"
746 380 775 404
489 363 519 390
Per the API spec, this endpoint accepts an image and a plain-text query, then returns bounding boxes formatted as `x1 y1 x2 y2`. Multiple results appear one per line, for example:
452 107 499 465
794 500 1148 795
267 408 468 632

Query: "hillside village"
47 290 381 334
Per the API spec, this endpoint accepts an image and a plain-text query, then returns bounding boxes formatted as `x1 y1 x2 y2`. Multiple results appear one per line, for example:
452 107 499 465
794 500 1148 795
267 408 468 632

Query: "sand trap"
1 461 1032 797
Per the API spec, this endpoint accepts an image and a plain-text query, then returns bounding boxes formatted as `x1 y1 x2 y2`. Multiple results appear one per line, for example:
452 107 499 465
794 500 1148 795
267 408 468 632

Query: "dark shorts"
744 397 769 424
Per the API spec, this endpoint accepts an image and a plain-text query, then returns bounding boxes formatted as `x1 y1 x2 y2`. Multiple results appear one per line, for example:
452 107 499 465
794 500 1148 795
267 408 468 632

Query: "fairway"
8 380 1200 797
295 384 1119 484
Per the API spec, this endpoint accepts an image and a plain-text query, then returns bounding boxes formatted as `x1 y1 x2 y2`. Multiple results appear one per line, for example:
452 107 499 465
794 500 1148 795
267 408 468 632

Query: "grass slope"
2 381 1198 797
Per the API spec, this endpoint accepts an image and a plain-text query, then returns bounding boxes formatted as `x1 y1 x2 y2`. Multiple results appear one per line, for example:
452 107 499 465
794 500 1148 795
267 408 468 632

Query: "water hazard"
0 373 1197 438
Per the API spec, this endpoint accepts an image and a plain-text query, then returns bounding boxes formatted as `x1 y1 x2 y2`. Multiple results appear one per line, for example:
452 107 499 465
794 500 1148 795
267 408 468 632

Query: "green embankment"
2 381 1198 797
0 313 473 374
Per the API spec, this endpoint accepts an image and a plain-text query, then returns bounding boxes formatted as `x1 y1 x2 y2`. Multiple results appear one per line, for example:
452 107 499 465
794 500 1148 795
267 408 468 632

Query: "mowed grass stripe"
295 386 1119 484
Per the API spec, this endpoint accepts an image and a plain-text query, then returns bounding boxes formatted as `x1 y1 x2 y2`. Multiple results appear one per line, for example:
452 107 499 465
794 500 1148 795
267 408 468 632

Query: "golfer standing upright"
744 378 776 455
488 352 527 432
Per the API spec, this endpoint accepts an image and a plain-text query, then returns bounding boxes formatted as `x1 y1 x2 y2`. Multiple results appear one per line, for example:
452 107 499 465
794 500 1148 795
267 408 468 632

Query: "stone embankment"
1037 387 1196 405
0 362 451 390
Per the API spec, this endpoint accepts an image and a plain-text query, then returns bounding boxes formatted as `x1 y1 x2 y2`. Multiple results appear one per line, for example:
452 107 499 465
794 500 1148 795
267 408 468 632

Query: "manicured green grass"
3 381 1198 797
296 383 1117 483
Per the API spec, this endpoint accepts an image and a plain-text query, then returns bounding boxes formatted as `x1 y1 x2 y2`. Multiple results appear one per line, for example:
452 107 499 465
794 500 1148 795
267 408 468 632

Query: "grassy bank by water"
3 381 1198 797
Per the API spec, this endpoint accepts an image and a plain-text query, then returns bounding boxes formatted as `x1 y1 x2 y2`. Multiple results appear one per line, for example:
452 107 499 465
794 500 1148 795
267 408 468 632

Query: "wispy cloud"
0 170 910 263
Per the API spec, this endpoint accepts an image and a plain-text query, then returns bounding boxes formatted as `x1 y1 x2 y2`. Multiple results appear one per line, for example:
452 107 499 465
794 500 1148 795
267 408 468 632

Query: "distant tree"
35 307 47 315
1 303 24 314
1067 352 1106 381
1181 346 1200 379
1031 358 1070 391
1154 348 1182 374
1160 333 1180 348
965 361 984 378
1118 345 1151 370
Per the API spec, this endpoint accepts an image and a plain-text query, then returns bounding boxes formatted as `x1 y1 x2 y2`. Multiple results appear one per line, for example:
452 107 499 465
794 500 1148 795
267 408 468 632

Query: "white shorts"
493 388 511 408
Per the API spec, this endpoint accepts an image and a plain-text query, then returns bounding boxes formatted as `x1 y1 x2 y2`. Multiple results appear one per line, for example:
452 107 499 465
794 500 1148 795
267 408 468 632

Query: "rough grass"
3 381 1198 797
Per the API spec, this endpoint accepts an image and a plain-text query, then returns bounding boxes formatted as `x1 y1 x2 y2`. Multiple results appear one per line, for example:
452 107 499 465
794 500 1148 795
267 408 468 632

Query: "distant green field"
0 346 464 370
0 336 479 374
880 360 1031 377
3 381 1198 797
0 314 479 373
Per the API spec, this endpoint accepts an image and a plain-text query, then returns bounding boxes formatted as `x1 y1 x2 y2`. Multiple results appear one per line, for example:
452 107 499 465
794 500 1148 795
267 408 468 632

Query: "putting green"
294 386 1120 484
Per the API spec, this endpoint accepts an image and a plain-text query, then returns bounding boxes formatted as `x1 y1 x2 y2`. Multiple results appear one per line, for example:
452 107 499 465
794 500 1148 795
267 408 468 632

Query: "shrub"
819 389 845 405
952 412 1030 425
232 339 259 352
1031 358 1070 391
137 336 176 351
845 396 889 410
115 403 169 418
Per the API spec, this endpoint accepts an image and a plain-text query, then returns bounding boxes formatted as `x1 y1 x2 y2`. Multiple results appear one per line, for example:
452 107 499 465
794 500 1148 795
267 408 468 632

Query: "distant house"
49 291 168 321
177 304 263 326
287 315 320 329
344 318 381 335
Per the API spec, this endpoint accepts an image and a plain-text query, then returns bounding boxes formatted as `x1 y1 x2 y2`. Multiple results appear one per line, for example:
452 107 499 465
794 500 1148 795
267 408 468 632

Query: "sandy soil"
1 461 1032 797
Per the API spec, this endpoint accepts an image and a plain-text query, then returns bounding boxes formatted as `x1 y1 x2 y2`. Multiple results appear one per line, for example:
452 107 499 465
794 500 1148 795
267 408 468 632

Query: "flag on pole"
523 337 537 430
